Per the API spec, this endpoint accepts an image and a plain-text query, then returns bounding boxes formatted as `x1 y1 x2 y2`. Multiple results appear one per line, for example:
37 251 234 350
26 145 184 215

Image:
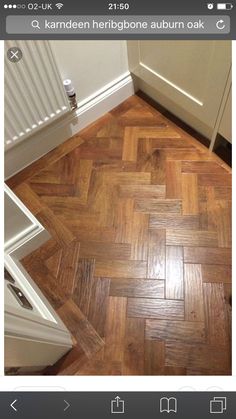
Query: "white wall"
51 40 129 102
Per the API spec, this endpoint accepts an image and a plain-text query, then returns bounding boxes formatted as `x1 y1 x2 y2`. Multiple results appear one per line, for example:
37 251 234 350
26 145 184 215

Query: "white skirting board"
5 72 135 179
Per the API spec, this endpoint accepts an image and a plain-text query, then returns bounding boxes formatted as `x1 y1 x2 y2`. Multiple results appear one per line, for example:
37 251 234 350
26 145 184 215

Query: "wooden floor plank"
110 278 164 299
166 342 230 371
184 264 204 322
130 212 149 260
166 230 218 247
198 173 232 187
119 184 166 199
147 230 165 279
57 300 104 358
79 242 131 260
146 319 205 343
135 199 182 214
127 298 184 320
203 283 228 346
182 173 199 215
184 247 231 265
122 127 138 161
95 260 147 278
166 161 182 198
144 340 165 375
182 161 226 174
12 94 230 376
201 264 231 283
123 318 145 375
104 296 127 362
149 214 199 230
72 259 95 317
166 246 184 300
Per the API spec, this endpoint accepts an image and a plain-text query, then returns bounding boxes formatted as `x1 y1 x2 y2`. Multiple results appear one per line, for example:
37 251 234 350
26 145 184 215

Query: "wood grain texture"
104 296 127 362
166 230 218 247
166 161 182 198
127 298 184 320
135 199 182 214
123 318 145 375
146 320 205 344
166 246 183 300
203 283 228 346
166 342 230 371
110 278 164 299
201 264 231 283
182 173 199 215
147 230 165 279
184 247 231 265
13 95 230 375
184 264 204 322
149 214 199 230
57 300 104 358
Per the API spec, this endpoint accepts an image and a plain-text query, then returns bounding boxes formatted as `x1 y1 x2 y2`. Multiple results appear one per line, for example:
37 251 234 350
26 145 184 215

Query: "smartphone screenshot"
1 0 234 417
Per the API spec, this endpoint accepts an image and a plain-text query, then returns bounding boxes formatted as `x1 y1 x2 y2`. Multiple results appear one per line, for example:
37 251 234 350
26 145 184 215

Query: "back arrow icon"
11 399 18 412
64 400 70 411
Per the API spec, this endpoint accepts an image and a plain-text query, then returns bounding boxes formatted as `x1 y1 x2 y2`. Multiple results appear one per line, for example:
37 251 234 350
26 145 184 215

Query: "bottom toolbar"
0 392 235 418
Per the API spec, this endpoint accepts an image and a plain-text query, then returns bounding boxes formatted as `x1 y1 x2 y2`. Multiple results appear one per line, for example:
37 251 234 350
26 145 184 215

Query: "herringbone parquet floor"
8 95 232 375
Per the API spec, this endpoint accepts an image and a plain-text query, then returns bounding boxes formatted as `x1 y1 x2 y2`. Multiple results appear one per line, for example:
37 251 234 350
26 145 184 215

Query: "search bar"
6 15 230 34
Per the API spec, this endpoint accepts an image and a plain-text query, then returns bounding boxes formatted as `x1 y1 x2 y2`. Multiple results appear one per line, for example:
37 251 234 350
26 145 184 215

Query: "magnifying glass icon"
31 20 40 29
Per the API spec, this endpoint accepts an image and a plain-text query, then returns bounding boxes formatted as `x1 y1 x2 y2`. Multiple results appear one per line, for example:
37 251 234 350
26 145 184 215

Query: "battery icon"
217 3 234 9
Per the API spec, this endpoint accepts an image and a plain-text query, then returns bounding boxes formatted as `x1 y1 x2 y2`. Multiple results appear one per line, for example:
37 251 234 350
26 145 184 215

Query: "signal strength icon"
55 3 64 9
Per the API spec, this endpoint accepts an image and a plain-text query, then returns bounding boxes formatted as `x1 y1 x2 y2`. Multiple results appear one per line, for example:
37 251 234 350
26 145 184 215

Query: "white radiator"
4 41 69 151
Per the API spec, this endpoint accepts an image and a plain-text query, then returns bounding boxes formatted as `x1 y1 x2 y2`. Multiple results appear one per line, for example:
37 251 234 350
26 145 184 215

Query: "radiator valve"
63 79 78 110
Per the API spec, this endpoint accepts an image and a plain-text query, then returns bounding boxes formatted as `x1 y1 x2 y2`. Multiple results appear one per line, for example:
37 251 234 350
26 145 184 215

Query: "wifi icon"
55 3 64 9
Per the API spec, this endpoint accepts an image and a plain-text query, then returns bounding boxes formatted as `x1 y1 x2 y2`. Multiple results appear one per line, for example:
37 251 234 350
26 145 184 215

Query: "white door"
128 40 231 139
4 185 72 371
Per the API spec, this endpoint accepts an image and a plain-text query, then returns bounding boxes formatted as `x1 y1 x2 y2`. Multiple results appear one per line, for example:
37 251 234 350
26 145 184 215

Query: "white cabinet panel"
128 41 231 139
219 86 232 143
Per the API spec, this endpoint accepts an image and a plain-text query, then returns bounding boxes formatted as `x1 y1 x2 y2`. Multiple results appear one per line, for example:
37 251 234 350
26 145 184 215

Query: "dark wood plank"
57 300 104 358
123 318 145 375
110 279 164 299
166 246 183 300
184 247 232 265
127 298 184 320
135 199 182 214
147 230 165 279
149 214 199 230
146 320 205 343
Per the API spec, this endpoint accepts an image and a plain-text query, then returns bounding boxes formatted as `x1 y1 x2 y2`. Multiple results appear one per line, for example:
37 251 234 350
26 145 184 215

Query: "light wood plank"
182 173 198 215
95 260 147 278
122 127 138 161
166 161 182 198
